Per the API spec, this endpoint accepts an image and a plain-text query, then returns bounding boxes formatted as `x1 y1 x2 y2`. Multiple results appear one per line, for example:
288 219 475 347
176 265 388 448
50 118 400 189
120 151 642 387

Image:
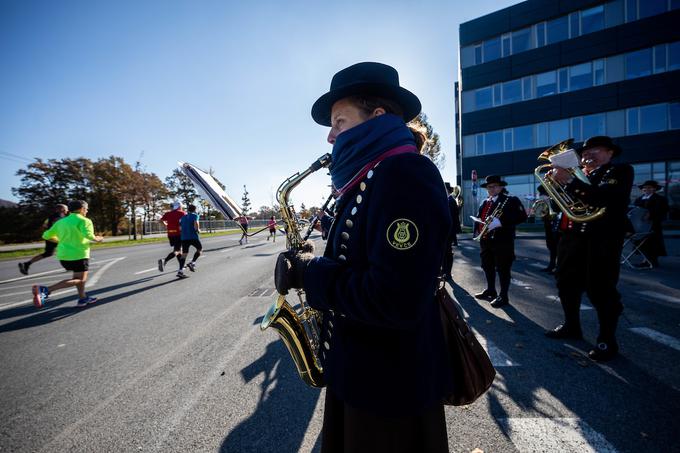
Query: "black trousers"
443 240 454 277
555 231 624 344
480 239 514 298
543 220 558 269
321 390 449 453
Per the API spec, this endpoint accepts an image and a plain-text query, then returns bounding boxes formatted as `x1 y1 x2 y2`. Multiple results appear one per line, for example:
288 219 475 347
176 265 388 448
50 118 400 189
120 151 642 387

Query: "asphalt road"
0 232 679 452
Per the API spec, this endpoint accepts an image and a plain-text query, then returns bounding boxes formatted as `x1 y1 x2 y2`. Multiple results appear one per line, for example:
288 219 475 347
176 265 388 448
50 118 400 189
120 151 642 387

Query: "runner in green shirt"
31 200 103 309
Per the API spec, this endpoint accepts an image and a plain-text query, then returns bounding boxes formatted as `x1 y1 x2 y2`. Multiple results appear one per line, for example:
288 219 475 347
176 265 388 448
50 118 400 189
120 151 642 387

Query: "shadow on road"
447 262 680 453
220 340 321 453
0 275 181 332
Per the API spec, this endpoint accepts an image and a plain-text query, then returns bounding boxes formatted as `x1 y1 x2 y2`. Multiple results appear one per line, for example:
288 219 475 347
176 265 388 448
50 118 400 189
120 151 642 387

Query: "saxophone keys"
323 341 330 350
356 194 363 204
351 207 358 216
345 219 353 228
360 182 366 191
341 232 350 240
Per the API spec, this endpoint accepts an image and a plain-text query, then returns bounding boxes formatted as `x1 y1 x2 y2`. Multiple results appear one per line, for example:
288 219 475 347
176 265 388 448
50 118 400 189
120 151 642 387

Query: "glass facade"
462 42 679 113
463 102 679 157
461 0 678 68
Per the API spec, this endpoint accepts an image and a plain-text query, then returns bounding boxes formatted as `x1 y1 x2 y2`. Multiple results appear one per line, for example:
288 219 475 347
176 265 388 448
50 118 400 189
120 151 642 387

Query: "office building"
455 0 680 223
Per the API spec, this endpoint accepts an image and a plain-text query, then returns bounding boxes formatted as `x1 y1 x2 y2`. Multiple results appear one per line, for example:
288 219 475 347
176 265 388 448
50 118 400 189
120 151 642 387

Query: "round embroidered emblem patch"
386 218 419 250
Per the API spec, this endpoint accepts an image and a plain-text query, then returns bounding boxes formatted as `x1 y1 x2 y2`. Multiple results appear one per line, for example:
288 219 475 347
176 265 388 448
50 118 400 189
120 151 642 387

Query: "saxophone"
260 153 331 388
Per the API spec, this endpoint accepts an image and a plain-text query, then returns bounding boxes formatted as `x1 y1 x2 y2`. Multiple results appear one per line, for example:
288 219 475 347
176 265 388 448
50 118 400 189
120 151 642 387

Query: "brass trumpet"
534 139 606 223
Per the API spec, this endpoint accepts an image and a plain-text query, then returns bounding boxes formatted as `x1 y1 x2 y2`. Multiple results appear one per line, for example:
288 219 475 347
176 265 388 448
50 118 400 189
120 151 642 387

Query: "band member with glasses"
545 136 633 362
274 62 453 453
473 175 527 308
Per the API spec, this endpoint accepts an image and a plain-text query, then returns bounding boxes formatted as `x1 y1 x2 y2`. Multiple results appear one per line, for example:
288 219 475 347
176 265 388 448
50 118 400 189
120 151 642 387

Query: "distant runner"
177 204 202 279
31 200 103 309
18 204 68 275
158 201 185 272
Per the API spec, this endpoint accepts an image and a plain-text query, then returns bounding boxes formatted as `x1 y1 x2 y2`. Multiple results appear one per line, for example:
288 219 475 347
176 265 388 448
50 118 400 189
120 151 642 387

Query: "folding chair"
621 207 653 269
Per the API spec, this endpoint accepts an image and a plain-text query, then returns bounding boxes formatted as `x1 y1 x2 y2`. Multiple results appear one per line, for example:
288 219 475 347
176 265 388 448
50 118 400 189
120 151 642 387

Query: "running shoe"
18 262 29 275
158 259 164 272
76 296 98 308
177 271 189 279
187 262 196 272
31 285 49 308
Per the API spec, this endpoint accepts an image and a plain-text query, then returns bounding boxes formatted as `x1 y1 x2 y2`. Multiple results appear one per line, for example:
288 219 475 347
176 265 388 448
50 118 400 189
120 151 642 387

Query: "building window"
502 79 522 104
670 103 680 129
493 84 502 106
569 12 580 38
549 119 569 144
504 129 513 151
581 5 605 34
475 87 493 110
570 62 593 90
485 130 503 154
547 16 568 45
476 134 485 155
572 117 583 142
512 27 533 53
502 34 511 57
654 45 667 74
536 22 546 47
483 37 501 62
463 135 476 156
583 113 606 137
625 48 653 79
536 71 557 97
514 125 534 150
625 0 638 21
669 42 680 70
558 68 569 93
522 77 533 100
627 108 640 135
594 59 605 85
640 104 668 133
639 0 667 19
474 45 483 65
536 123 549 147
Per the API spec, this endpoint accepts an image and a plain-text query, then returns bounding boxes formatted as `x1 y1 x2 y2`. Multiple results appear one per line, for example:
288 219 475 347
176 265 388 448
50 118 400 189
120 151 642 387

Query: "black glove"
275 250 314 295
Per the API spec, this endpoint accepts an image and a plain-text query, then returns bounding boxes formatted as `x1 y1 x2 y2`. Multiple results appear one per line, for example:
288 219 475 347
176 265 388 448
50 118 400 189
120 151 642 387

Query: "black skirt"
320 389 449 453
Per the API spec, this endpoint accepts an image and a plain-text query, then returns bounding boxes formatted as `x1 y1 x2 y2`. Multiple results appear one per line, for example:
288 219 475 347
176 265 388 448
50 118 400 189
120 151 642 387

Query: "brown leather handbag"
437 285 496 406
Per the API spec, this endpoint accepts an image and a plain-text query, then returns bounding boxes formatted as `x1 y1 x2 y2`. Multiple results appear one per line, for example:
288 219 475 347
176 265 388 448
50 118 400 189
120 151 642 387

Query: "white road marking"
472 329 518 367
498 417 619 453
629 327 680 352
134 267 158 275
0 257 125 312
0 257 121 285
562 344 630 385
636 290 680 305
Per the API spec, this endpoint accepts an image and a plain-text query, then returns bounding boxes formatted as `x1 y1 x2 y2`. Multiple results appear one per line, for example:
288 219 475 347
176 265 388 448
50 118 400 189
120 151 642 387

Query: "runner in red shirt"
158 201 186 272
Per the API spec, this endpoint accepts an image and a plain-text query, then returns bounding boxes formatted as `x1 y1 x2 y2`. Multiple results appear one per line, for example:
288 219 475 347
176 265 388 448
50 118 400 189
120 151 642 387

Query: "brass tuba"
534 138 606 223
260 153 331 388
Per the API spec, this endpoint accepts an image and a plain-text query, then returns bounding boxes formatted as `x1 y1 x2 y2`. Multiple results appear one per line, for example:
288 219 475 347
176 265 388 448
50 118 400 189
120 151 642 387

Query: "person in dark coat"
443 182 462 281
535 185 559 273
473 175 527 308
545 136 633 362
275 62 453 453
633 180 668 267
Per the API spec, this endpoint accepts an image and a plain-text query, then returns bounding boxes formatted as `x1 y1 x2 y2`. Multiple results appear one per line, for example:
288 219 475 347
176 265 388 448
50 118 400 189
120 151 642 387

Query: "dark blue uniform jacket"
304 153 453 416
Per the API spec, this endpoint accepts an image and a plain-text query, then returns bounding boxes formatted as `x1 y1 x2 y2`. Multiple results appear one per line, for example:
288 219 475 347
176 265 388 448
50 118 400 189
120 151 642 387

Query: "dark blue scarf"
330 114 416 191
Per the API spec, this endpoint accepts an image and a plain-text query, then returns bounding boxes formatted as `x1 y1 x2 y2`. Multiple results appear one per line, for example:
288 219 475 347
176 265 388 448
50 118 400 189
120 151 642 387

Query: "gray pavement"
0 231 678 452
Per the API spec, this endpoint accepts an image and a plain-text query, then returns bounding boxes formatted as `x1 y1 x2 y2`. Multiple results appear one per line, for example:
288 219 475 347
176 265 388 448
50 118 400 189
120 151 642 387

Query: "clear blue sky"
0 0 517 211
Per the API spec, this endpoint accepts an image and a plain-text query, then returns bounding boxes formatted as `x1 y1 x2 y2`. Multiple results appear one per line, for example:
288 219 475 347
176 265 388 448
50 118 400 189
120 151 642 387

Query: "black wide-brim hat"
480 175 507 188
577 135 622 157
638 180 661 189
311 62 422 126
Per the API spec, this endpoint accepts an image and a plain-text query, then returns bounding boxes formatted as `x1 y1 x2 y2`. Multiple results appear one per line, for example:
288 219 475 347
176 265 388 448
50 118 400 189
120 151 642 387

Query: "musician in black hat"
546 136 633 362
473 175 527 308
633 180 668 267
443 182 462 281
275 62 452 452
